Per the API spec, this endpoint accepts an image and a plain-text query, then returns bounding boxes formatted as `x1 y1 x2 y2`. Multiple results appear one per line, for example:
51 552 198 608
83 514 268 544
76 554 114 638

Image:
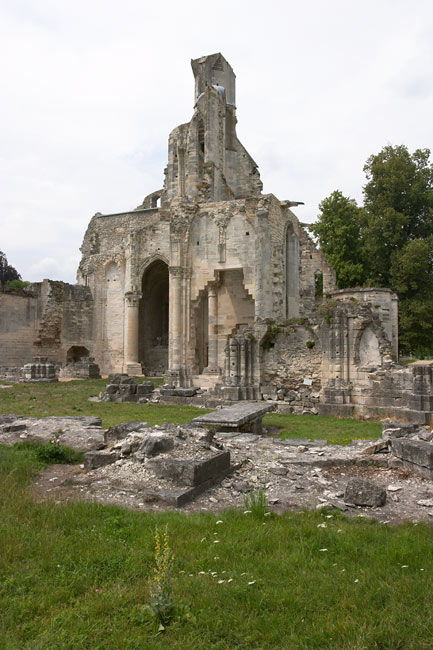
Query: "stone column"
124 291 142 376
204 282 219 373
170 268 182 372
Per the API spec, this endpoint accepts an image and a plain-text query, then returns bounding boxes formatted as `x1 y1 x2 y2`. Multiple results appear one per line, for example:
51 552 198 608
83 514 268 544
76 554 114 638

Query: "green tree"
309 190 365 288
362 145 433 286
390 237 433 353
0 251 21 288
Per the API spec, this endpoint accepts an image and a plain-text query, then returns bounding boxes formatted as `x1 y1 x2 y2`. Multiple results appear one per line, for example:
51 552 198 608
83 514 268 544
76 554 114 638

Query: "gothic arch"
138 253 169 280
353 318 391 365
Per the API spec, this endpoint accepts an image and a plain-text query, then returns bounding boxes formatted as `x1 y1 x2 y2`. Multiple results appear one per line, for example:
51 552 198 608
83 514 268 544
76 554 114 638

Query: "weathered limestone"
99 376 154 403
344 478 387 507
193 402 275 434
22 357 57 382
4 52 432 425
392 439 433 478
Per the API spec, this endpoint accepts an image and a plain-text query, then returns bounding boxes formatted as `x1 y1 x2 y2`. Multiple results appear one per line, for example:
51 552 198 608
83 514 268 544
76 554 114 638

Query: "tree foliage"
309 190 365 288
362 145 433 286
0 251 21 288
311 145 433 354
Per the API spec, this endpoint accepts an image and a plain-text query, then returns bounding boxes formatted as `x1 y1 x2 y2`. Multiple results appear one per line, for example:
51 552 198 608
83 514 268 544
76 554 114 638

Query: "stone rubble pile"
82 421 233 506
4 412 433 522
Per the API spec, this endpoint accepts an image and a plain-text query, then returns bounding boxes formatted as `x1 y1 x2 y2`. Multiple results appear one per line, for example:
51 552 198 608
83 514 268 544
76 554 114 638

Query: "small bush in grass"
244 489 269 518
149 525 175 629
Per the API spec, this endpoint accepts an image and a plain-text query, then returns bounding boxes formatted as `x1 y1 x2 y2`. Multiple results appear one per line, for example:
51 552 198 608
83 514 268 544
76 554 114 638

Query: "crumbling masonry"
1 53 432 423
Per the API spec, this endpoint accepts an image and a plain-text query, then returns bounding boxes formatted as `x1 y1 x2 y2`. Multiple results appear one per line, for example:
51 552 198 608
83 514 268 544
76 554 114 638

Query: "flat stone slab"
160 387 199 397
193 402 274 431
276 438 328 447
392 438 433 469
0 416 105 451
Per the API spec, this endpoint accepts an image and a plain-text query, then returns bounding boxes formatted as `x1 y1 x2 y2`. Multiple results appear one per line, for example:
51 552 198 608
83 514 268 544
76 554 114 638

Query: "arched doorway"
139 260 169 374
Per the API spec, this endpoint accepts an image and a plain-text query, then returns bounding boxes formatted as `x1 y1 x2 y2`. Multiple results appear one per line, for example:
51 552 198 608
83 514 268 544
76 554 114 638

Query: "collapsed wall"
0 280 94 372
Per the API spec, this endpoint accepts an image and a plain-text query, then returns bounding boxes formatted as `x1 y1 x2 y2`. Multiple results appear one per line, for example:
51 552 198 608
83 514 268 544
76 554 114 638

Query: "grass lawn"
1 443 433 649
263 413 381 445
0 379 381 444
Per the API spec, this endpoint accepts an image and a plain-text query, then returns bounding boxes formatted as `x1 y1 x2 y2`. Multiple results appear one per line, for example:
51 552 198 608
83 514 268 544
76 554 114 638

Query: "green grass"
0 379 380 444
263 413 381 445
1 446 433 649
0 378 209 429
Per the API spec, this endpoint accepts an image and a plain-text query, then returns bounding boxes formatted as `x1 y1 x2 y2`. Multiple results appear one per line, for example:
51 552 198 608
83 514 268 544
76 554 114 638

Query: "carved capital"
124 291 142 307
169 266 185 278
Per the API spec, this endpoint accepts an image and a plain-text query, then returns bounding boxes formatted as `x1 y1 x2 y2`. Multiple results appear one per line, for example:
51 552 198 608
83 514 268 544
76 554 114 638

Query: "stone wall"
261 322 322 396
0 288 39 367
0 281 94 369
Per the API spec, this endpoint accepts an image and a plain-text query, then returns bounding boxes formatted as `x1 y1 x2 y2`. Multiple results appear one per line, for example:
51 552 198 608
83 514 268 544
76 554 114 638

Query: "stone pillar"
240 339 246 386
170 268 182 372
125 291 142 376
204 282 219 373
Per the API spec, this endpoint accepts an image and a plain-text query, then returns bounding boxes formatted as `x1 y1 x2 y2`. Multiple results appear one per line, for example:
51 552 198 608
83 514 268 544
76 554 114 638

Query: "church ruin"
2 53 433 423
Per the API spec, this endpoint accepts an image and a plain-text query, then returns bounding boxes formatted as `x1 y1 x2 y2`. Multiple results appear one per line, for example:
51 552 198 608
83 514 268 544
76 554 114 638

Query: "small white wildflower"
241 572 247 576
217 579 225 584
211 571 217 576
228 578 233 583
248 580 256 585
199 571 206 575
319 548 328 552
337 529 343 533
401 565 408 568
317 523 327 528
326 515 333 519
420 569 425 571
213 540 220 544
264 512 271 516
214 556 219 560
201 537 206 543
189 573 194 577
354 579 359 583
179 570 185 574
341 569 346 573
216 520 223 524
243 510 252 514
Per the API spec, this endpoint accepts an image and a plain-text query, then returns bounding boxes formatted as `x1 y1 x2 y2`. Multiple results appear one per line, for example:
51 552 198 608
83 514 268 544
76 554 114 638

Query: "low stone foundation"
99 375 154 403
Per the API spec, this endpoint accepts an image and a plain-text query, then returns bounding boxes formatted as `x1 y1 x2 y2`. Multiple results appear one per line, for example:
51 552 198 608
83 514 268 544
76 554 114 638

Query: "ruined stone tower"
4 54 414 421
76 52 336 393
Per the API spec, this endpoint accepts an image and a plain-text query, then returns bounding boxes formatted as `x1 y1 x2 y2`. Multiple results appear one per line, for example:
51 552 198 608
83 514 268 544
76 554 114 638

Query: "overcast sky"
1 0 432 283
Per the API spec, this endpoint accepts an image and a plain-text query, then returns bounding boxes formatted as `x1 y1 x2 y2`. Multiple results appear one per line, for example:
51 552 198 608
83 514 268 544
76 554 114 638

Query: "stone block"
84 450 119 469
118 383 137 395
140 434 175 457
344 478 386 507
147 451 230 487
362 440 389 454
104 421 148 444
392 438 433 469
105 384 118 395
160 387 199 397
108 374 127 384
137 381 155 395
